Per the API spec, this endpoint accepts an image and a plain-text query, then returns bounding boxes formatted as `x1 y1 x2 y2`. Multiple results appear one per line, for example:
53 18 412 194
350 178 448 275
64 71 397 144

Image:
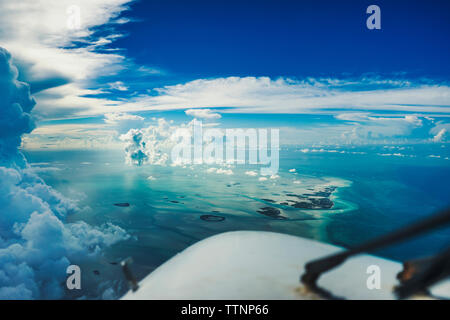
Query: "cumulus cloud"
0 49 36 162
120 118 277 170
206 168 233 175
336 113 424 142
119 118 228 167
0 48 129 299
0 0 135 119
245 170 258 176
119 118 176 166
185 108 221 120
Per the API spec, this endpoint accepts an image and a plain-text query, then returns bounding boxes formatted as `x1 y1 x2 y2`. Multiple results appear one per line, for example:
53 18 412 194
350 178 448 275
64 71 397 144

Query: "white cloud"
336 113 424 142
119 118 179 166
185 108 222 120
245 170 258 176
216 168 233 175
22 123 121 150
0 0 135 119
108 77 450 117
104 112 144 123
108 81 128 91
104 112 145 134
206 167 233 175
335 113 422 127
27 74 450 119
119 118 248 167
0 49 130 299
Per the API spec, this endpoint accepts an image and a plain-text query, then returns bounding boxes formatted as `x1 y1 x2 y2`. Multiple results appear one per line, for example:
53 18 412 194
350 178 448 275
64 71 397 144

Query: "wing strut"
301 207 450 299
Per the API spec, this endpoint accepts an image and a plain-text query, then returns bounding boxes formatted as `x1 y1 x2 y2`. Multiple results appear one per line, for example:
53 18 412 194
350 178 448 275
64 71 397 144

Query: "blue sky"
0 0 448 149
114 0 450 80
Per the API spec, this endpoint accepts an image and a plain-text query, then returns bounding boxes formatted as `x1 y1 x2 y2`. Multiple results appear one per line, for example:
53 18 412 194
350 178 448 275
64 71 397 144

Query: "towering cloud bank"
0 49 35 165
0 48 129 299
119 118 180 166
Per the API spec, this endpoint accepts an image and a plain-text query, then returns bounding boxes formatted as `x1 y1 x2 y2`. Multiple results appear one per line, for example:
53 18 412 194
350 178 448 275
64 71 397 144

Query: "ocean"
23 144 450 299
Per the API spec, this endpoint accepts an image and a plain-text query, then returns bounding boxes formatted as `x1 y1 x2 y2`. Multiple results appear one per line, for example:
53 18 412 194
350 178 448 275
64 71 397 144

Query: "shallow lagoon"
24 145 450 299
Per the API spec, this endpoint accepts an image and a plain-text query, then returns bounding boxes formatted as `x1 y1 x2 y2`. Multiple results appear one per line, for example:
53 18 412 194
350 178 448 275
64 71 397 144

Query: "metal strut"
300 207 450 299
121 257 139 292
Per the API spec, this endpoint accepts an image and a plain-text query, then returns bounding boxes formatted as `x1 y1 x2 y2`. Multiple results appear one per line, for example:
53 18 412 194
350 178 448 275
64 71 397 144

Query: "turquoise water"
23 145 450 299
